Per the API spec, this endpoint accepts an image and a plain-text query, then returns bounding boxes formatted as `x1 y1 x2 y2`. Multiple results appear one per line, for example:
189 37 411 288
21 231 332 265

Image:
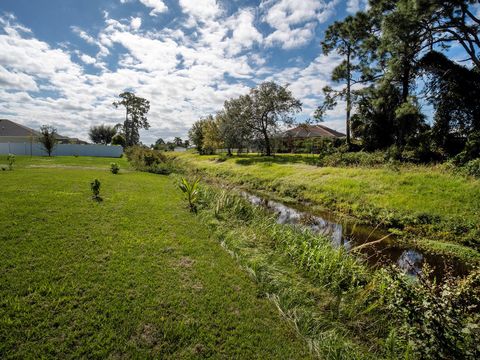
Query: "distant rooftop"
281 124 345 139
0 119 40 137
0 119 87 144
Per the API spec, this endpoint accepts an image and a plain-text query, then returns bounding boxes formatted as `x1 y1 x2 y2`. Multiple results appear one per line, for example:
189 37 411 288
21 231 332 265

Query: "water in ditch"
242 192 470 280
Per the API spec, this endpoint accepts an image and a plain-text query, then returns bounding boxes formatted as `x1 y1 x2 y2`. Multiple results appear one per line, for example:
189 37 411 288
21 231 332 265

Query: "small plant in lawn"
179 177 200 212
110 162 120 174
7 154 15 170
90 179 102 201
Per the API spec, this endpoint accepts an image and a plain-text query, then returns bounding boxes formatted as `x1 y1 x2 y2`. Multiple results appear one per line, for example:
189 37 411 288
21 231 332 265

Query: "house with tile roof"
278 124 345 153
281 124 345 139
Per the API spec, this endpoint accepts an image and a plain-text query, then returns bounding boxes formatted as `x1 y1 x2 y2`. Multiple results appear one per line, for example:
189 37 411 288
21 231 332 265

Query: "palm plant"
179 177 200 212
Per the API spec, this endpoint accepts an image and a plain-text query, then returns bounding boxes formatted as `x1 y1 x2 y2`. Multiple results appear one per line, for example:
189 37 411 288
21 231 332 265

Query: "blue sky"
0 0 373 143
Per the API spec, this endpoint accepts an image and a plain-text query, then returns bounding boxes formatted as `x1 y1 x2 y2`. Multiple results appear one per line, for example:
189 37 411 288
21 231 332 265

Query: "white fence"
0 143 123 158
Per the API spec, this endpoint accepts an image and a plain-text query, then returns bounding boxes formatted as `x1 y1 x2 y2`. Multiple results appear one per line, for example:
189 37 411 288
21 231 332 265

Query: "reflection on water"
242 192 468 280
397 250 424 277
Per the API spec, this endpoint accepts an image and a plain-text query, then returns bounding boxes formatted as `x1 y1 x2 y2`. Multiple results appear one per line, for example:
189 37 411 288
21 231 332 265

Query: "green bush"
90 179 102 201
464 158 480 178
110 162 120 174
448 157 480 179
125 146 172 174
382 268 480 359
7 154 15 170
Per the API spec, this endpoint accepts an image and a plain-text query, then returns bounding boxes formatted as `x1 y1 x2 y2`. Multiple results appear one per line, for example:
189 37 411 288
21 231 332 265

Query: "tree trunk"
263 130 271 156
401 52 411 103
124 107 130 146
346 47 352 148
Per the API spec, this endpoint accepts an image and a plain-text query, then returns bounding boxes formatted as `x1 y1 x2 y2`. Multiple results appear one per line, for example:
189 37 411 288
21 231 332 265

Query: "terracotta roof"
0 119 40 137
281 124 345 139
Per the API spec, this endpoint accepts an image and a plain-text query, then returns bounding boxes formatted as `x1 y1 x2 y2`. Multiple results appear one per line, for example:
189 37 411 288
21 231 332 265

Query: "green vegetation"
89 124 117 145
125 146 173 175
110 162 120 174
193 183 480 359
0 156 310 359
38 125 58 157
7 153 15 170
179 177 200 213
90 178 102 201
173 152 480 261
113 91 150 147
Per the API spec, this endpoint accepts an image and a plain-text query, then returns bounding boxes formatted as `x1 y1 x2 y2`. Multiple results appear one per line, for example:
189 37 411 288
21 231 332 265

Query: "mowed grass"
174 152 480 254
0 156 310 359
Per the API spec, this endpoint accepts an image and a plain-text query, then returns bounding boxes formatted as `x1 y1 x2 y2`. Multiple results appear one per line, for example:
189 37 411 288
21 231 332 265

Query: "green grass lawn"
0 156 310 359
173 152 480 258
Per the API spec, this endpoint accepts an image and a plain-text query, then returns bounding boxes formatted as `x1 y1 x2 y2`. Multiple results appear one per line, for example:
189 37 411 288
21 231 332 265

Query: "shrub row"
125 146 173 174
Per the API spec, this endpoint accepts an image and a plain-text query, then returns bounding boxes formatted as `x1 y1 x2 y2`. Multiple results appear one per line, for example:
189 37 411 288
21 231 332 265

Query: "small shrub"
90 179 102 201
179 177 200 213
110 162 120 174
7 153 15 170
125 146 172 174
150 162 173 174
464 158 480 178
382 267 480 359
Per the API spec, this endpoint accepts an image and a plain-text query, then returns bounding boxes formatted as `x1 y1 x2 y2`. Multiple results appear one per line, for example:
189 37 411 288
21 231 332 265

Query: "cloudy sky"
0 0 369 144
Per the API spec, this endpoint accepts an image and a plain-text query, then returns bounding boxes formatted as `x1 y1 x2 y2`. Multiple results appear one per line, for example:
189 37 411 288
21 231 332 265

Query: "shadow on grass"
233 154 318 166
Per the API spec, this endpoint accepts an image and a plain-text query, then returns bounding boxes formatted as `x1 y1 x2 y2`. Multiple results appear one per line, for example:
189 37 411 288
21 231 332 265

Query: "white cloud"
225 9 263 54
266 22 316 49
262 0 338 49
130 17 142 30
71 26 96 44
138 0 168 16
79 54 96 65
346 0 368 14
179 0 221 21
0 65 38 92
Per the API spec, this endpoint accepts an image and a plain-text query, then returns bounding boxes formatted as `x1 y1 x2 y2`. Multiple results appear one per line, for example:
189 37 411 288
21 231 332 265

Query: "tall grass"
195 186 393 359
193 184 480 359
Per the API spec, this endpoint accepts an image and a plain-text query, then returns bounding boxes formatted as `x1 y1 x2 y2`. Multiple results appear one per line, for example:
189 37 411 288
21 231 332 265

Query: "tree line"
189 82 302 156
189 0 480 163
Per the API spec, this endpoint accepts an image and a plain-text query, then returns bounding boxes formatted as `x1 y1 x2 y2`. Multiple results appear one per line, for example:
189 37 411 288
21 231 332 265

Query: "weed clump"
90 179 102 201
7 154 15 170
110 162 120 174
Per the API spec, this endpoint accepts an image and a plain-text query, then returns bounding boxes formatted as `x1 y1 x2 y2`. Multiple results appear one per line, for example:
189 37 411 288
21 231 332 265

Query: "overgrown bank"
171 152 480 263
185 179 480 359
